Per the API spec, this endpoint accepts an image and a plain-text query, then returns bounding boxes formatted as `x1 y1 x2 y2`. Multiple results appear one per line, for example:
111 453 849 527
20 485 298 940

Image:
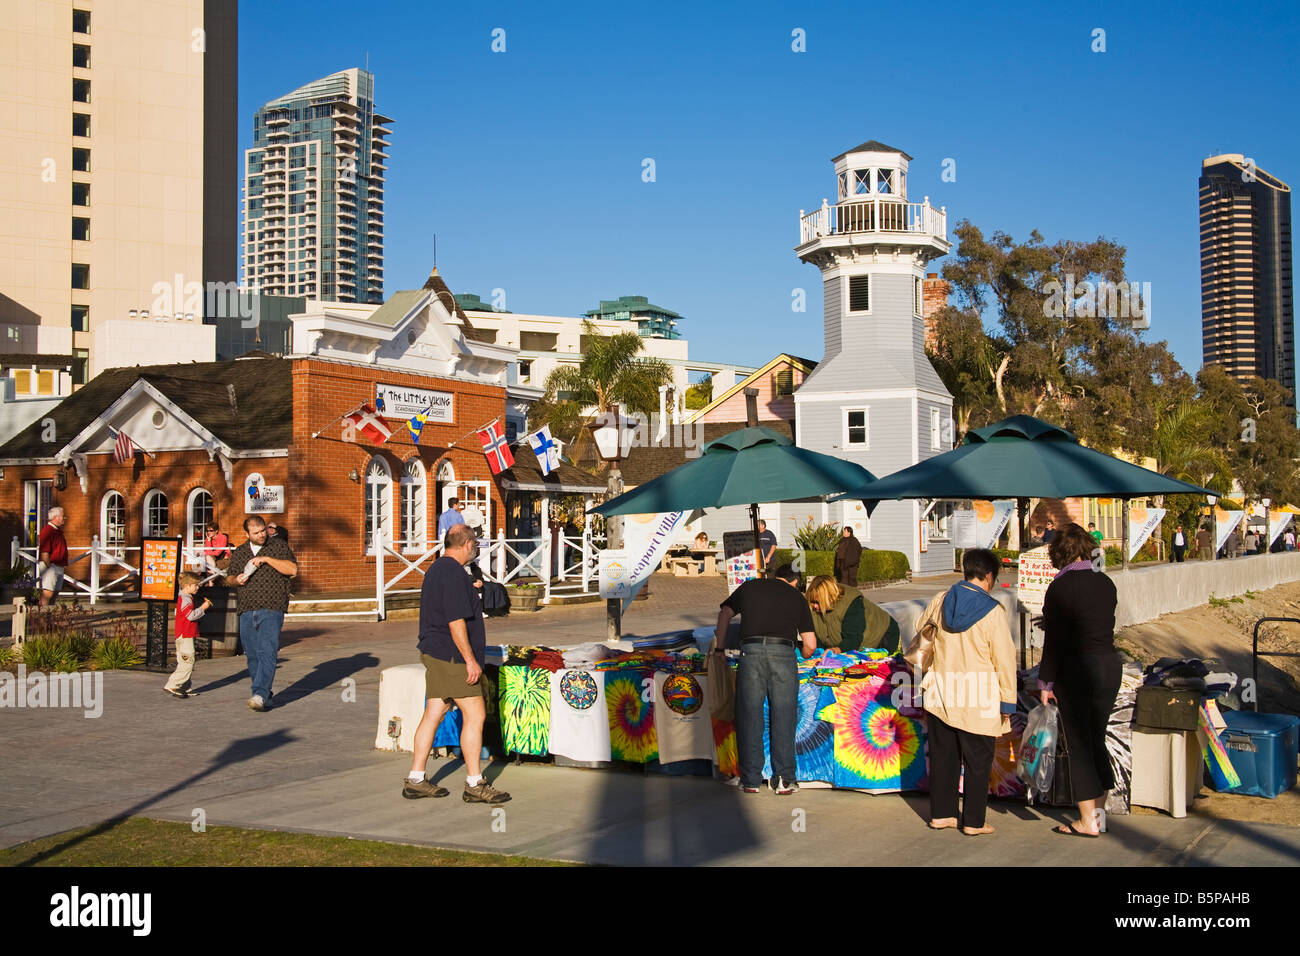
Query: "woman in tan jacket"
910 548 1018 836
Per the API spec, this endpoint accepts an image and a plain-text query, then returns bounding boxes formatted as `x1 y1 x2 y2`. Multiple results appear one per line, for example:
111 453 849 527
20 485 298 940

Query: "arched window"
364 456 392 554
187 488 213 567
399 459 426 553
143 489 169 537
101 491 125 559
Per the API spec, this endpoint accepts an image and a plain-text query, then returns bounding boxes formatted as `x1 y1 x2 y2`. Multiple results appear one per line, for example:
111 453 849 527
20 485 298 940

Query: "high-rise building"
0 0 237 390
584 295 682 339
1199 154 1295 402
243 69 391 304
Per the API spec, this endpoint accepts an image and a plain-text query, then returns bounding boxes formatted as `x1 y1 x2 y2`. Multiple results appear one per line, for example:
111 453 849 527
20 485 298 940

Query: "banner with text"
618 511 688 613
1214 509 1246 553
1269 510 1295 548
974 499 1016 549
1127 506 1167 560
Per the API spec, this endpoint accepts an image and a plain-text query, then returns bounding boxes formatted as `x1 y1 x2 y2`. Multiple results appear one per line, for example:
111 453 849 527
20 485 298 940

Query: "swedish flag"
407 408 428 444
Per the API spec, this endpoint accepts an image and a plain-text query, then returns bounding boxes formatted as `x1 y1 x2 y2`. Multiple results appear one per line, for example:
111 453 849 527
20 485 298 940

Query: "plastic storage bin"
1216 711 1299 799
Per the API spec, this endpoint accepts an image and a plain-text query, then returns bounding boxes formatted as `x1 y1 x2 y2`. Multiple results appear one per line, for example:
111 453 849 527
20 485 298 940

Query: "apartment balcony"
797 197 949 250
266 115 290 127
267 129 290 142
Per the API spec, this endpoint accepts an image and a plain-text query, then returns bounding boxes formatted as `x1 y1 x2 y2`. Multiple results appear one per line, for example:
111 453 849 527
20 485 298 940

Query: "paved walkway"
3 573 1297 865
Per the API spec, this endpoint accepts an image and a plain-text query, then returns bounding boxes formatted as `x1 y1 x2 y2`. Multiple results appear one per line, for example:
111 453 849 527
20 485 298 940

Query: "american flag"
477 419 515 475
112 429 135 464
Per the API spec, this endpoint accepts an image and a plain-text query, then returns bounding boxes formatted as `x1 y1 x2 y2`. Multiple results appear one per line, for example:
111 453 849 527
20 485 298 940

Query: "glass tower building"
243 68 391 303
1199 153 1295 404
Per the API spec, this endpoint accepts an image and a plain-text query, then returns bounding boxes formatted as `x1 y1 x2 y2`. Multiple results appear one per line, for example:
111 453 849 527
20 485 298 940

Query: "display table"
1130 727 1203 818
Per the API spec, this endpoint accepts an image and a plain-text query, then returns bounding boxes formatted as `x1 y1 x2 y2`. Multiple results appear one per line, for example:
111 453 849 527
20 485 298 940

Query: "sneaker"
773 777 799 795
739 782 763 793
248 695 267 712
401 776 450 799
164 686 186 699
463 779 512 805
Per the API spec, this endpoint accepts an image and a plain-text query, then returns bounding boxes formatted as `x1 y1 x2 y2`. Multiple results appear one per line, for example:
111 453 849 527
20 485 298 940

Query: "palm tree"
528 320 673 468
1153 399 1231 488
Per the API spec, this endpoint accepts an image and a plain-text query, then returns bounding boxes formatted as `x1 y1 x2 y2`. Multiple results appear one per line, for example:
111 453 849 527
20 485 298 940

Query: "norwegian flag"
477 419 514 475
343 404 392 445
112 429 136 464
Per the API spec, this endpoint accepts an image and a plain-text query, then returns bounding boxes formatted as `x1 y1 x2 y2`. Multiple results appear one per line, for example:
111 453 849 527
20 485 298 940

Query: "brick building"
0 270 539 596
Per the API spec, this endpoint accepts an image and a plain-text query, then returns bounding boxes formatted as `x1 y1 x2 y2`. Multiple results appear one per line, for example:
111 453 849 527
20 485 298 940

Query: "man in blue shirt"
403 523 510 805
436 497 464 541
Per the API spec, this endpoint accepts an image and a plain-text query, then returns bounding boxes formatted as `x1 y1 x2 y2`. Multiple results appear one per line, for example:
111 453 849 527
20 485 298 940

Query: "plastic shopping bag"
1016 702 1059 795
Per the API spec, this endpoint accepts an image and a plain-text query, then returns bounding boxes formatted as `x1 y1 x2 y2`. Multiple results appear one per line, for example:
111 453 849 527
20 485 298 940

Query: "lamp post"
588 404 637 644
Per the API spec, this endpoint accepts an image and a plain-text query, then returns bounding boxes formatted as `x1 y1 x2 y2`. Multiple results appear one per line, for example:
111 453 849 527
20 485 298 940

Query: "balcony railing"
798 198 947 245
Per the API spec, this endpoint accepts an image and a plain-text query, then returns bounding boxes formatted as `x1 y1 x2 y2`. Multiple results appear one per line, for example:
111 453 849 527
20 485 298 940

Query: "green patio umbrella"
591 425 878 571
832 415 1217 502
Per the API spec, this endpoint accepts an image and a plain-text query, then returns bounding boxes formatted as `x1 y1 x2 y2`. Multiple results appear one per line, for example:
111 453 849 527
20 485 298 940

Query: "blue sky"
239 0 1300 380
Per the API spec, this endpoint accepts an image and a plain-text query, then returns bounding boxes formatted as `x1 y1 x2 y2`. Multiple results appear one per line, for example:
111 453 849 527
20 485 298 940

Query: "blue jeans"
240 609 285 701
735 642 797 786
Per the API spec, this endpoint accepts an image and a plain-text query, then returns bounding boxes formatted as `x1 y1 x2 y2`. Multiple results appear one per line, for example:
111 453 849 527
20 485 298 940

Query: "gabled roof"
360 288 427 329
687 353 817 423
497 449 607 494
0 356 292 461
831 140 913 162
576 420 796 486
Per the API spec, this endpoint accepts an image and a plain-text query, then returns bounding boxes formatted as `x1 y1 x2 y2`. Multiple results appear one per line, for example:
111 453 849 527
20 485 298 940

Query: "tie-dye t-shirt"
817 678 926 791
604 669 659 763
499 665 550 757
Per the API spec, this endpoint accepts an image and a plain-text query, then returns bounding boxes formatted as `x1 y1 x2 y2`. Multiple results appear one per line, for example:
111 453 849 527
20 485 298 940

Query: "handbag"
1047 713 1075 806
903 620 938 702
706 637 736 722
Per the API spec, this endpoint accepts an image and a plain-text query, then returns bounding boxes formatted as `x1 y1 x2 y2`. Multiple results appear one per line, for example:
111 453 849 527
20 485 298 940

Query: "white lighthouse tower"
792 140 956 576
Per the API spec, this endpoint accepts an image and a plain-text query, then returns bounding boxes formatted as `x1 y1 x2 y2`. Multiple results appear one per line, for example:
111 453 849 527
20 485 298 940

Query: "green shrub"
772 549 834 577
0 645 15 667
91 637 141 670
858 550 910 582
1105 545 1123 567
53 651 80 673
67 632 97 664
791 520 841 552
22 637 69 671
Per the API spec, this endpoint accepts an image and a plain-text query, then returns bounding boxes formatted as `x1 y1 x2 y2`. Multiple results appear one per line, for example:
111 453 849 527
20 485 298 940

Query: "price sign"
141 537 182 603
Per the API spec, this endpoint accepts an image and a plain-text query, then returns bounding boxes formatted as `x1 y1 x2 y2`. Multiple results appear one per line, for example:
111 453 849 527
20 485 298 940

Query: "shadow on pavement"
270 652 381 707
13 730 297 866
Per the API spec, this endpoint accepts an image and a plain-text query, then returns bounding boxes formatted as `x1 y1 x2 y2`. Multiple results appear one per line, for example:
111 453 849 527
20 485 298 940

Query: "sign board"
140 537 182 603
949 510 977 549
1016 546 1056 616
598 550 631 600
722 530 760 594
618 511 687 612
973 499 1016 549
376 383 454 423
1214 509 1245 554
244 471 285 514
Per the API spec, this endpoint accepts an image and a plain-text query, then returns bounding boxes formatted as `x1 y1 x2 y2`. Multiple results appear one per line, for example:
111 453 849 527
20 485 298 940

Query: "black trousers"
1056 651 1122 803
926 713 996 829
1171 545 1185 562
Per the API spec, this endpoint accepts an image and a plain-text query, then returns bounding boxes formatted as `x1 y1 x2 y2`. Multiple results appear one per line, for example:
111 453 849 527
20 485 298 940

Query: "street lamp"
588 405 638 644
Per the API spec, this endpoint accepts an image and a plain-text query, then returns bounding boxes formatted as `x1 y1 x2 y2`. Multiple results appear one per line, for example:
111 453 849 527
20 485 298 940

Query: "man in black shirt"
713 564 815 794
757 519 778 572
403 524 510 805
228 515 297 712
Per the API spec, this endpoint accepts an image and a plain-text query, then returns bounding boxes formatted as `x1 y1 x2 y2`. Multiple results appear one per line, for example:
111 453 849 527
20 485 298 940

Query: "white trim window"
844 407 869 448
364 456 392 554
187 488 213 567
143 489 169 537
399 459 426 553
927 501 953 541
930 407 941 450
101 490 126 559
876 168 894 195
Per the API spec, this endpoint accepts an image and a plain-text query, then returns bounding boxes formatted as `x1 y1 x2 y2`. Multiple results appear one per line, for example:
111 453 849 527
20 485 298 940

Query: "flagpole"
107 424 156 460
311 401 368 440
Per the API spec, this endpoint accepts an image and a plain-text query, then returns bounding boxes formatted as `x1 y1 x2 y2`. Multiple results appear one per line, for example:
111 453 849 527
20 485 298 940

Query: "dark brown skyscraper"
1200 154 1294 404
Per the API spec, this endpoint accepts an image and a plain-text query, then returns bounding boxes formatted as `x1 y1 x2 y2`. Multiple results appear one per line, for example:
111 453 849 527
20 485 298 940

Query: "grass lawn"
1 817 575 867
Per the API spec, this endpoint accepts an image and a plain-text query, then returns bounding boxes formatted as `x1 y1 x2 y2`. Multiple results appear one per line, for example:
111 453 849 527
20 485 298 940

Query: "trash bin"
1216 711 1299 798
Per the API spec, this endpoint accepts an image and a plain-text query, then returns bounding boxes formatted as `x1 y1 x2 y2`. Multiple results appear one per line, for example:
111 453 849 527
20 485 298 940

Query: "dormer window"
876 169 894 194
853 169 871 196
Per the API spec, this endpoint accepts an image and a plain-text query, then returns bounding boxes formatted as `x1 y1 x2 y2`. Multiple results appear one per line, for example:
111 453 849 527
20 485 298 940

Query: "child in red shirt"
164 572 212 699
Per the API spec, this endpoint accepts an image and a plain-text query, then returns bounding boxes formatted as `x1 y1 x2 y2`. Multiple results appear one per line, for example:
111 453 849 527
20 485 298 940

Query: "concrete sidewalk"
3 577 1296 866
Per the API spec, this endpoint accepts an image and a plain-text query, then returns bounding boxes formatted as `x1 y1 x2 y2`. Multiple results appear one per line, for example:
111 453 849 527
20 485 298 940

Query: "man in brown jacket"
834 526 862 587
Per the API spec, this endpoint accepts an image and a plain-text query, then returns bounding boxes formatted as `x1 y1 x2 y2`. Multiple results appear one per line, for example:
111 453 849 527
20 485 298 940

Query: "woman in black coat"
1038 522 1121 838
834 527 862 587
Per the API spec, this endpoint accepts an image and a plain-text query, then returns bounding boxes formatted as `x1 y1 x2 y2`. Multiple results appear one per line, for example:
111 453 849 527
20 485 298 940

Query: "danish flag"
477 419 514 475
343 404 392 445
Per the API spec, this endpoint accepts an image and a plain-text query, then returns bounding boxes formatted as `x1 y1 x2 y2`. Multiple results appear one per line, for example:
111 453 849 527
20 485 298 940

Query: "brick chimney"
922 272 950 351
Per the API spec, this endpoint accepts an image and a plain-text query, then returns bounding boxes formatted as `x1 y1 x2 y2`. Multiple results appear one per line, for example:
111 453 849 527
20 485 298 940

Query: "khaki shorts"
40 564 65 594
421 653 484 702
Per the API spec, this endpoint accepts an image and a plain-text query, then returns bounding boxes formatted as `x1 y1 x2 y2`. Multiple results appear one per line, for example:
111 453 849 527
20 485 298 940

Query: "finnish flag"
529 425 561 476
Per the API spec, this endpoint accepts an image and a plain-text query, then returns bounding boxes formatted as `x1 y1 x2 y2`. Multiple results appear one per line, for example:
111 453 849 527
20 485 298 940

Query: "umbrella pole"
1017 496 1029 670
1121 497 1130 571
750 503 764 577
